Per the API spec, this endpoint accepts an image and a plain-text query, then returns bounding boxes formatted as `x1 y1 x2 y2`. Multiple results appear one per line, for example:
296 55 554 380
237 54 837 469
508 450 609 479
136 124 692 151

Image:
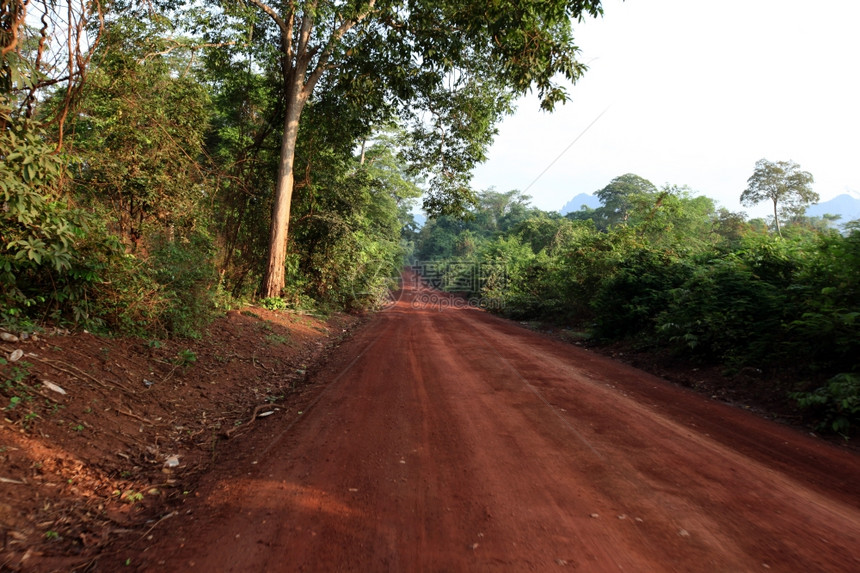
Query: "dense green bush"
656 256 785 365
792 373 860 435
0 104 103 327
148 231 220 337
549 224 634 322
591 248 691 340
86 230 221 338
478 235 539 316
784 230 860 373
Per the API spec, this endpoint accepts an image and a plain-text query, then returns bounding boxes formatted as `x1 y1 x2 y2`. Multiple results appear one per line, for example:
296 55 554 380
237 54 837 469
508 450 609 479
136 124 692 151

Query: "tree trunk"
772 197 782 237
262 74 309 298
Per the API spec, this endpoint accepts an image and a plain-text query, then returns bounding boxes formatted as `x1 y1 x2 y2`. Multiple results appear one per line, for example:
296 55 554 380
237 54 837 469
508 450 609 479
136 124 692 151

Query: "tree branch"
285 10 295 64
139 40 241 64
0 0 26 59
305 0 377 95
246 0 291 47
295 0 318 62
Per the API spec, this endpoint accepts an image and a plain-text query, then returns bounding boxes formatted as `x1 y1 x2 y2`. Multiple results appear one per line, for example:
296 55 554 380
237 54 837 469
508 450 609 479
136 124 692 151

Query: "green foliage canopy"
69 18 212 247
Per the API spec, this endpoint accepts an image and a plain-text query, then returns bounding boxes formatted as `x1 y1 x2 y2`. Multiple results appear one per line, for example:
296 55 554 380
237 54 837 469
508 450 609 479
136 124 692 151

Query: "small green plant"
44 530 59 540
46 399 63 414
121 490 144 504
265 333 290 345
147 339 163 349
2 359 31 387
22 411 38 427
2 375 35 419
173 349 197 367
72 424 84 432
260 297 288 311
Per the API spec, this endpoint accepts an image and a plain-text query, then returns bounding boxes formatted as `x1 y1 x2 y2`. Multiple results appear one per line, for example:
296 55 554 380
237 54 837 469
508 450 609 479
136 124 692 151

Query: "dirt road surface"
139 276 860 572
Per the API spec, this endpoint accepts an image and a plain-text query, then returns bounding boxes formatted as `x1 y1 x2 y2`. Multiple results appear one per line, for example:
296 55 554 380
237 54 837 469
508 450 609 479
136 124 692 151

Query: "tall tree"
741 159 817 237
214 0 604 297
594 173 658 228
476 189 533 233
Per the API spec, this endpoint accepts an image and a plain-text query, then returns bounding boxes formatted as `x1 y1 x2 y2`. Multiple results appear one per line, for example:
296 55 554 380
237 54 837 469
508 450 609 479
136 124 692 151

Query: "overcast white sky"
470 0 860 217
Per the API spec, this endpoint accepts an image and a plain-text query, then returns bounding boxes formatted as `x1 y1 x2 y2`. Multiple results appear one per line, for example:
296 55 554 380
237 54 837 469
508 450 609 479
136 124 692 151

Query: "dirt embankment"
1 308 362 572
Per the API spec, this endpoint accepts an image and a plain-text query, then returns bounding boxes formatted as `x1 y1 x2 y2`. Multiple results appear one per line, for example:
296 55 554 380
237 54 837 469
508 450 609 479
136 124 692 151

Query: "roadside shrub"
0 102 102 328
792 373 860 436
89 247 168 335
656 256 784 365
479 235 534 300
90 230 219 338
590 248 691 340
149 230 219 337
784 230 860 373
549 224 630 322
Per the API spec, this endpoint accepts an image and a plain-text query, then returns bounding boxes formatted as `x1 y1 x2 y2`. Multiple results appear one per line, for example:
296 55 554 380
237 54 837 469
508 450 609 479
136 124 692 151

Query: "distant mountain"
560 193 601 215
805 193 860 224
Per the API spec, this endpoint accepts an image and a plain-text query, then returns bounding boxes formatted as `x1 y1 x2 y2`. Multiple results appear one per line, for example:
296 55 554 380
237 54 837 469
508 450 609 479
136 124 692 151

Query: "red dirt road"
140 277 860 572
